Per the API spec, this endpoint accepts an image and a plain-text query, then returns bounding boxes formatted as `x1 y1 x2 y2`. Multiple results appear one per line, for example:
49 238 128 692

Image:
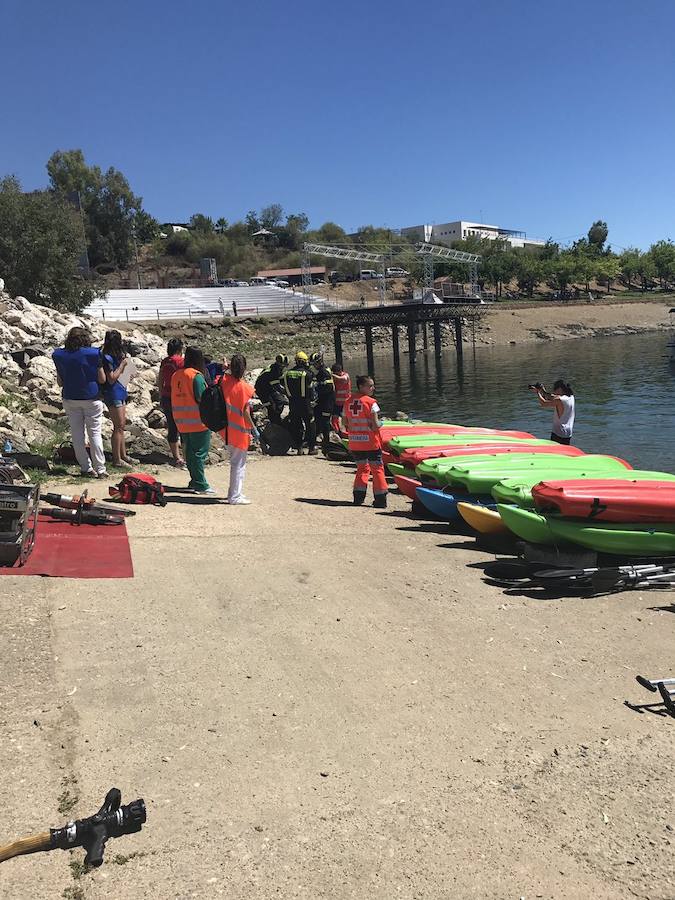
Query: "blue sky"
3 0 674 249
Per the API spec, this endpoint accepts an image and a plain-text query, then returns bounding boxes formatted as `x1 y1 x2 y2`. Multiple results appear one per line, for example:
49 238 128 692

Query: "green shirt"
192 373 207 403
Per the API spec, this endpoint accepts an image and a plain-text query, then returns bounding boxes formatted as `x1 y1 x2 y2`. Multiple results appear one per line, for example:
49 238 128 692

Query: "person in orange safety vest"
219 353 256 505
341 374 388 508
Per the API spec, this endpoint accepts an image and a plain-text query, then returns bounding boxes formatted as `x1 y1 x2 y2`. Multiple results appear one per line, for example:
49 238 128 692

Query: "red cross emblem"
349 399 362 416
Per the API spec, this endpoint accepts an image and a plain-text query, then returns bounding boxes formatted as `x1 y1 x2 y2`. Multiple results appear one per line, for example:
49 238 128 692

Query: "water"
343 332 675 473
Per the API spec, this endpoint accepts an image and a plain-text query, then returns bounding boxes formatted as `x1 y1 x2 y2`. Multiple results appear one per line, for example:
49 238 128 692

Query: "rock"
0 406 13 428
125 420 172 463
145 407 166 430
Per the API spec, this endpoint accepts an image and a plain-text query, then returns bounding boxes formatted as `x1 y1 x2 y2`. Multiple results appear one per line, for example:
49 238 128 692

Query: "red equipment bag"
109 473 166 506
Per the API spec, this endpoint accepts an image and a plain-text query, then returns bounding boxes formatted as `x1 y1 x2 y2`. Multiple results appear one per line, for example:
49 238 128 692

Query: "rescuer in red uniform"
342 375 388 508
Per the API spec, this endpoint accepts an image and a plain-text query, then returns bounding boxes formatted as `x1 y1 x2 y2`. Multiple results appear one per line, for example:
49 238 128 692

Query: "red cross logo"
349 399 362 416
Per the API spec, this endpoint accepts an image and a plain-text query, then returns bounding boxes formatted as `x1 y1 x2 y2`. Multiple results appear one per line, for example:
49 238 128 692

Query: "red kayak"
532 479 675 523
399 442 585 468
393 474 422 500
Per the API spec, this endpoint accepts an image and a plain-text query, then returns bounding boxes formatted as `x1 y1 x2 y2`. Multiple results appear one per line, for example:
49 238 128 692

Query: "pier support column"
365 325 375 374
422 322 428 350
407 322 416 366
433 321 442 358
392 325 400 368
334 328 343 367
454 317 463 359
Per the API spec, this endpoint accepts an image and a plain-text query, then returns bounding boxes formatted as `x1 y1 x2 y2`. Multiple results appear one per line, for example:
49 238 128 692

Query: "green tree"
260 203 284 229
619 247 641 289
47 149 143 271
648 240 675 288
515 253 544 298
587 220 608 252
215 217 229 234
134 209 160 244
0 176 102 312
310 221 348 244
189 213 215 233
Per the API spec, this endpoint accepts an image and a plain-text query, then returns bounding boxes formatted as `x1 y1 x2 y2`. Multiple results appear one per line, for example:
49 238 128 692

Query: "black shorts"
351 449 383 464
550 432 571 445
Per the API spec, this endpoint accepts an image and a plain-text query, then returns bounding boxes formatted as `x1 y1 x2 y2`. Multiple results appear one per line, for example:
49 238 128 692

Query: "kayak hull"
399 442 584 468
393 474 422 500
416 486 494 521
496 504 556 543
532 478 675 523
493 470 675 509
457 502 511 535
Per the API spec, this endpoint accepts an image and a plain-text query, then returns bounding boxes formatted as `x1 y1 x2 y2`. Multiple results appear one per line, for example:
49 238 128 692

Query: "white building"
401 221 545 251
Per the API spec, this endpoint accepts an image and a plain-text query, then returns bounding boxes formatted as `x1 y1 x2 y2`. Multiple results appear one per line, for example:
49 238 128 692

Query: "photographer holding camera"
529 379 575 444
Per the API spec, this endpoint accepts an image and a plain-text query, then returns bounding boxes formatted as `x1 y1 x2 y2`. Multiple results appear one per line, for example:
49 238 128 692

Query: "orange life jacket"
171 367 208 433
344 393 381 451
219 375 255 450
333 371 351 406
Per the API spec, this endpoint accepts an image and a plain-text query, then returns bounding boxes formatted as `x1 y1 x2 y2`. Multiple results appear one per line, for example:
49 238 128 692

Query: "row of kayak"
373 421 675 556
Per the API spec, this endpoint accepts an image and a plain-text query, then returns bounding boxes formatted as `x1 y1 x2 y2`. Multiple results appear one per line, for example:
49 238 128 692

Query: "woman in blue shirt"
53 327 108 477
101 330 131 469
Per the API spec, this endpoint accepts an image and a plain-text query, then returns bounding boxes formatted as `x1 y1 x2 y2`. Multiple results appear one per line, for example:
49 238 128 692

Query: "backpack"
199 379 229 432
254 368 272 403
109 473 166 506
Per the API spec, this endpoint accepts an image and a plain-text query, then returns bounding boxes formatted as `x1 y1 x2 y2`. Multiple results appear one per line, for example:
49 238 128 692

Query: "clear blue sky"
3 0 674 249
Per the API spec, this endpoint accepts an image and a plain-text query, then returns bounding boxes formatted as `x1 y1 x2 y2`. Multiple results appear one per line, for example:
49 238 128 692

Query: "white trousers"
62 398 107 474
227 445 248 502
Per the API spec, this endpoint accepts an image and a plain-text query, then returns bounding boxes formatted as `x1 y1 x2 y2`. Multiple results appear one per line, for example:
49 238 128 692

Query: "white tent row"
83 285 326 321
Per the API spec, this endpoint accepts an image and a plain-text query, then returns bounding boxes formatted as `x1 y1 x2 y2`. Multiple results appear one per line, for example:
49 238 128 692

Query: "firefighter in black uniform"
254 354 288 425
282 351 317 455
310 352 336 453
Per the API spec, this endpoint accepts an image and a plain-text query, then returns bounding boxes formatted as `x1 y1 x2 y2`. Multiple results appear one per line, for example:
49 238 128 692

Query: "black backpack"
199 379 229 432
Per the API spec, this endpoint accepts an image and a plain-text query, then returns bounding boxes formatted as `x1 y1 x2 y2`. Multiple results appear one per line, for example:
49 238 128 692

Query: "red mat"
0 513 133 578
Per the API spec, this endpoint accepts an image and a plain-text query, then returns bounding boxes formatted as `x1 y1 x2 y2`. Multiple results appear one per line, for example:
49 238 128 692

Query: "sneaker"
229 497 251 505
307 448 319 456
95 471 109 479
80 469 95 478
194 486 217 495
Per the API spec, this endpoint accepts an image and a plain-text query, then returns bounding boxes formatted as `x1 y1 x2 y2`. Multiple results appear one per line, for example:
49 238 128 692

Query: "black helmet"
275 354 289 367
309 351 322 366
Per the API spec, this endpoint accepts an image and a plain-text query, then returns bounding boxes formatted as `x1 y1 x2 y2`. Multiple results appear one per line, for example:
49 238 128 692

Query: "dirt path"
1 456 674 899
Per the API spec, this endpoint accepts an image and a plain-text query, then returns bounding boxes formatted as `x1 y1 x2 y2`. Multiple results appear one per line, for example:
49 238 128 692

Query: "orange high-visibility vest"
171 367 207 433
219 375 255 450
333 372 351 406
344 393 381 451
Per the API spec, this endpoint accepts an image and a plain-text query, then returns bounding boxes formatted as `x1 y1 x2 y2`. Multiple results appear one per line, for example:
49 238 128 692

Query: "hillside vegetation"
1 149 675 311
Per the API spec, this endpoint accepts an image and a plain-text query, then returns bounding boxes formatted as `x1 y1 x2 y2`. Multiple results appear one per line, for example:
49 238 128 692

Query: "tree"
215 217 229 234
310 222 348 245
587 220 608 252
619 247 641 289
189 213 215 233
516 253 544 298
0 176 102 311
47 149 144 271
244 210 260 232
134 209 160 244
260 203 284 230
648 240 675 288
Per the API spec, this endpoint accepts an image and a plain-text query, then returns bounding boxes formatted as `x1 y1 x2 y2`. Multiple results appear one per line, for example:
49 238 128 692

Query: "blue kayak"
415 486 495 521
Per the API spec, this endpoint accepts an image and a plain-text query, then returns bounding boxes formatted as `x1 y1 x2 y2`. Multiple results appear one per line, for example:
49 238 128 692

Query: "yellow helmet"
295 351 309 363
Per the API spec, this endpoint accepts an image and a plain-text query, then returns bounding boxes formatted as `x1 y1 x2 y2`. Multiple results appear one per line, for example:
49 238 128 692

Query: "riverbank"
136 298 675 366
1 456 673 899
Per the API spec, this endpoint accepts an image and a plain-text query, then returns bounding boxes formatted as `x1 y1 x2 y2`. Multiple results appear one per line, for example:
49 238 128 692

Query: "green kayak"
388 434 548 454
496 505 554 543
492 470 675 508
496 504 675 555
417 454 629 489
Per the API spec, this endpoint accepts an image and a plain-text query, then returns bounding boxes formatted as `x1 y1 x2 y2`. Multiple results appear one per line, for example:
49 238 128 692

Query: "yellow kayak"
457 502 510 535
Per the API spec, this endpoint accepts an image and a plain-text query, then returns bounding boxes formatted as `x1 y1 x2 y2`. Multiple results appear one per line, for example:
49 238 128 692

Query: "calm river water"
343 332 675 473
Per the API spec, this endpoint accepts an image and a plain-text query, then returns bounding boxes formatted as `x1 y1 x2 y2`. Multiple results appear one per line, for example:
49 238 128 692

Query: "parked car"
249 277 267 286
273 279 290 287
236 280 249 287
360 269 383 280
385 267 409 278
219 278 238 287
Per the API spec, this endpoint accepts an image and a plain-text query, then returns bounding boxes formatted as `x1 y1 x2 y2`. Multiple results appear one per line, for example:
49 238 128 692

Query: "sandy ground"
1 454 674 899
480 300 674 347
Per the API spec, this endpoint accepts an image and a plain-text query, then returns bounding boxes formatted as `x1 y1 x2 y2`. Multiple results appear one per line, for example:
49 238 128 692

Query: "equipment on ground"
44 507 125 526
635 675 675 716
260 422 293 456
109 474 167 506
42 490 136 518
0 788 146 867
0 484 39 567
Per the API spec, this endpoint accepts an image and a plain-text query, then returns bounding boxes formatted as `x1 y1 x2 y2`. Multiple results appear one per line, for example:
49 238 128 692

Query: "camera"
527 382 543 390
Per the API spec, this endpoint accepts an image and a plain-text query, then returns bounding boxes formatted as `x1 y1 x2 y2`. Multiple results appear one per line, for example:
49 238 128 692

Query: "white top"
552 394 575 438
